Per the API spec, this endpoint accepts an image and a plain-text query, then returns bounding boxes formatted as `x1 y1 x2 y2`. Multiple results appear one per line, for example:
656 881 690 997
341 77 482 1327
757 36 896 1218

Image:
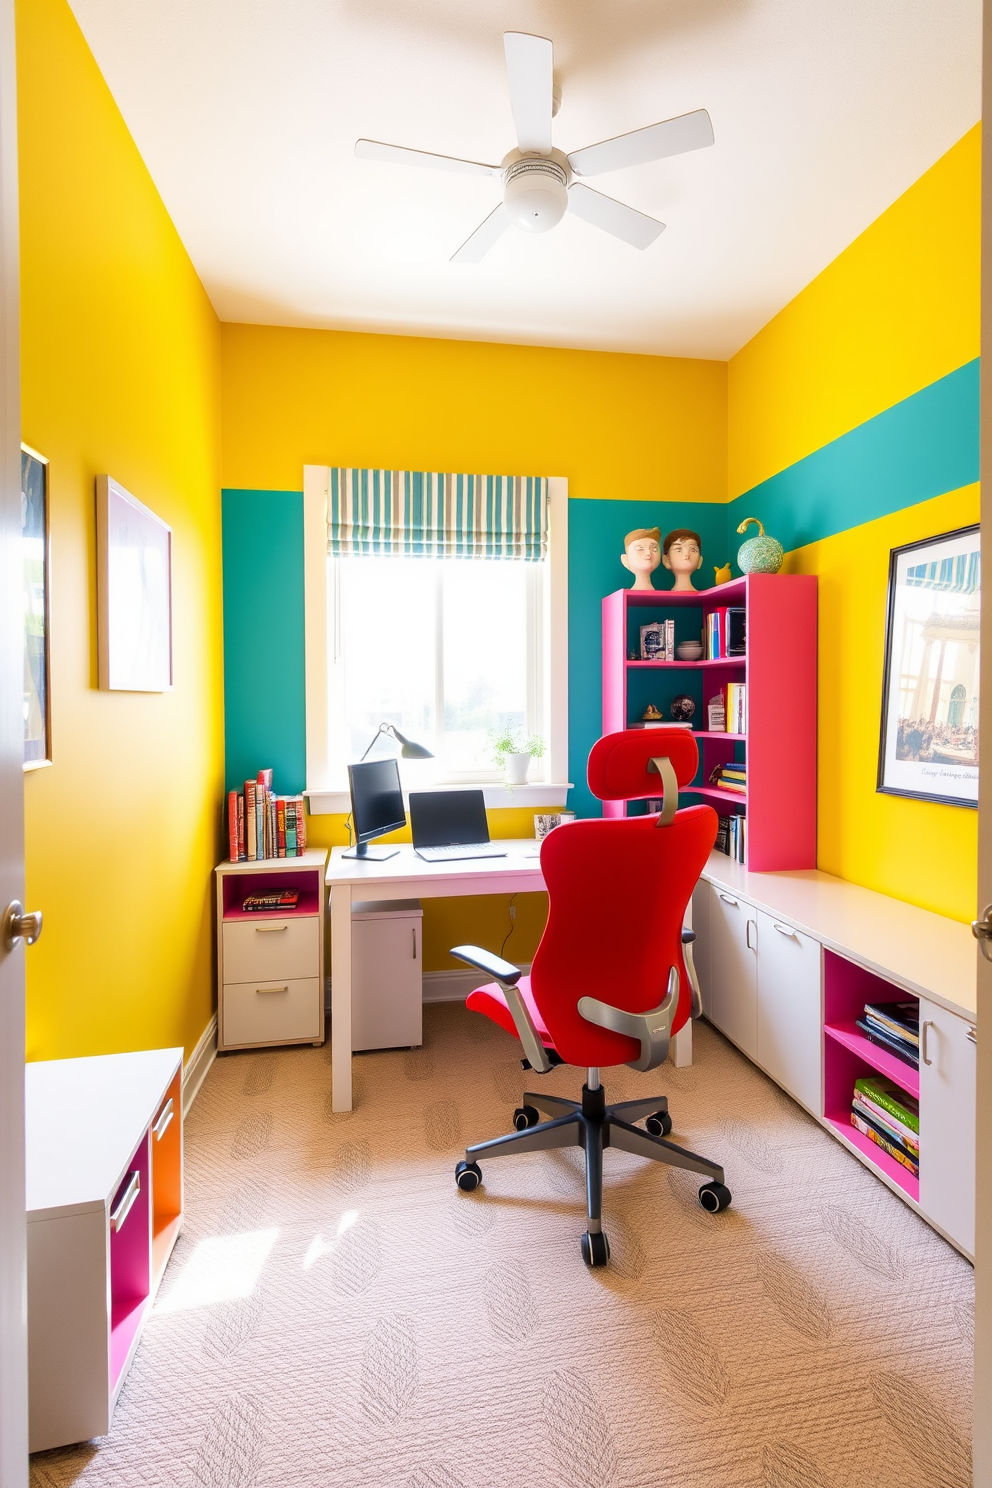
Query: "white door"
704 885 757 1059
755 912 822 1114
919 1000 976 1258
0 1 27 1481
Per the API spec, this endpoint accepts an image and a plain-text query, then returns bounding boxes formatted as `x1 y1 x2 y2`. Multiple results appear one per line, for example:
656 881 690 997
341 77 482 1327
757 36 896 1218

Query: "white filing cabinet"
215 849 328 1051
351 899 423 1051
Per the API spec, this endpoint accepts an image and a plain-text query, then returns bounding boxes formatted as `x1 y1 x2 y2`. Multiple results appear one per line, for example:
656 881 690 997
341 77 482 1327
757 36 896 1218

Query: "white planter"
503 751 532 786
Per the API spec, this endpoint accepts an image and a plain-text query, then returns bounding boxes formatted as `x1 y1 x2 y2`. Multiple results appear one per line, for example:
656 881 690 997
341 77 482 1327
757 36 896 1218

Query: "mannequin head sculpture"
621 527 662 590
662 529 703 592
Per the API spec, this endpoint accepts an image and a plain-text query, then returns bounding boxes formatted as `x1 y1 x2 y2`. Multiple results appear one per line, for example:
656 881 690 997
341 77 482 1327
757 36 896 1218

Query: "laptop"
409 789 507 862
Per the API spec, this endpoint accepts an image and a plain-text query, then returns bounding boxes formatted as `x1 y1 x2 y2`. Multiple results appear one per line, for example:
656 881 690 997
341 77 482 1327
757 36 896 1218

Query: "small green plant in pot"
489 727 546 787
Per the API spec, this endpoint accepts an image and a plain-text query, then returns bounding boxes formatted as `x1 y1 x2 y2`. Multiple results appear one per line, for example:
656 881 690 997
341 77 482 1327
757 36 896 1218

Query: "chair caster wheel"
513 1104 540 1130
455 1161 482 1192
581 1230 610 1267
645 1110 672 1137
698 1181 731 1213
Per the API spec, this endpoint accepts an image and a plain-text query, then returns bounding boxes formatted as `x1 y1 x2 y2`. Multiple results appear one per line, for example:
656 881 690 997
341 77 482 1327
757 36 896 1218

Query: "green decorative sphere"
736 517 784 574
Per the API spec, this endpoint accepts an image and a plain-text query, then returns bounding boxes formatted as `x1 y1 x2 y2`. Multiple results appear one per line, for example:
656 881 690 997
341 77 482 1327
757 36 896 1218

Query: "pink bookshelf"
601 573 817 870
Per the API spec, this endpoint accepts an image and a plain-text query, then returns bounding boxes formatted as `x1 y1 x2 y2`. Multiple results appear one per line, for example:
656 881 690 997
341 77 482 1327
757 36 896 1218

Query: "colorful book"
243 889 299 912
851 1111 919 1178
296 795 308 852
852 1096 919 1157
855 1018 919 1069
245 780 257 861
277 797 286 856
854 1075 919 1135
727 608 747 656
864 1000 919 1047
237 794 246 860
228 790 239 861
286 799 298 856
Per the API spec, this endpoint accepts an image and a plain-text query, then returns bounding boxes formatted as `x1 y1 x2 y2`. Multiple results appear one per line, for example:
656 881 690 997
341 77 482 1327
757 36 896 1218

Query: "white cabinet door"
705 885 757 1059
919 999 976 1256
754 912 822 1114
351 915 423 1051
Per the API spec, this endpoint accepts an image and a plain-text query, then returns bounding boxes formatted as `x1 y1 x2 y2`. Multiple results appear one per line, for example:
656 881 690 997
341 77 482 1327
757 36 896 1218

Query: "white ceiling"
68 0 981 359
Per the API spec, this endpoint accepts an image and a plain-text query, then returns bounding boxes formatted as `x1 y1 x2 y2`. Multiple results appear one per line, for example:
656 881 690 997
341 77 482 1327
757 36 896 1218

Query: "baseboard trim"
324 965 532 1009
183 1013 217 1115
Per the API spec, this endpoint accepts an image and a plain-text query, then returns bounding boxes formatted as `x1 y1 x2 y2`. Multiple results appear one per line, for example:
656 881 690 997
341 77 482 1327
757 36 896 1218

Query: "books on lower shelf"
709 761 746 795
851 1074 920 1178
227 770 309 861
856 999 919 1070
706 683 747 733
715 813 746 863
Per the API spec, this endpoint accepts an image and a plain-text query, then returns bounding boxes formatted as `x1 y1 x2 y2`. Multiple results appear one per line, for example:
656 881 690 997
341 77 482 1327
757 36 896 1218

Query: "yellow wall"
784 485 979 921
18 0 224 1060
729 127 980 922
220 323 727 502
729 126 980 498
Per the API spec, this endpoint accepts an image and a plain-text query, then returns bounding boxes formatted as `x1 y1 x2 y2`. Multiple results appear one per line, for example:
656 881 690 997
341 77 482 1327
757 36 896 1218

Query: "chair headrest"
587 728 699 801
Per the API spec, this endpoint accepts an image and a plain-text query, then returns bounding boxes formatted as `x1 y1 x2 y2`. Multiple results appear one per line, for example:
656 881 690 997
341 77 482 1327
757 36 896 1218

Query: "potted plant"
489 727 546 786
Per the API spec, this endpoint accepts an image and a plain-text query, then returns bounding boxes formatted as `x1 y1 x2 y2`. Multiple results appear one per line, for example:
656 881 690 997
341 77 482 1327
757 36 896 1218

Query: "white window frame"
302 466 570 814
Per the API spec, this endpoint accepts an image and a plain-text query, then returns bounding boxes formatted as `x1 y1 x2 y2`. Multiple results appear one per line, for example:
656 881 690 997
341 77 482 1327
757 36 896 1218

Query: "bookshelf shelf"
824 1020 920 1099
824 1113 920 1201
602 574 817 870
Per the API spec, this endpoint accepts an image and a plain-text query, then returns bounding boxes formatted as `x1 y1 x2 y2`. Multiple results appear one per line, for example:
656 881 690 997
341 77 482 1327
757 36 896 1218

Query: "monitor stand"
342 842 400 860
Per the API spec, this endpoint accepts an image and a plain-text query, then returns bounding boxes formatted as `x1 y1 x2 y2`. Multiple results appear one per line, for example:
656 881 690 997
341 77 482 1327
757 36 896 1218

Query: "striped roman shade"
906 550 980 594
328 470 549 561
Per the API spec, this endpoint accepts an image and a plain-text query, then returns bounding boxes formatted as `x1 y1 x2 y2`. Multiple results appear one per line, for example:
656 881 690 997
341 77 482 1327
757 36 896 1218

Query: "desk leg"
330 884 353 1111
672 1021 692 1068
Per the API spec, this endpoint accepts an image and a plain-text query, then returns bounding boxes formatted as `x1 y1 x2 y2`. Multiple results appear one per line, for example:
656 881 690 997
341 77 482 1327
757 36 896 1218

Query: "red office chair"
451 727 731 1267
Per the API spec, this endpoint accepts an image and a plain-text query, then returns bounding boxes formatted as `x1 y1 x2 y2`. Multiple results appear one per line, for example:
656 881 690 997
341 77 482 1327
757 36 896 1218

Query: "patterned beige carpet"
30 1005 973 1488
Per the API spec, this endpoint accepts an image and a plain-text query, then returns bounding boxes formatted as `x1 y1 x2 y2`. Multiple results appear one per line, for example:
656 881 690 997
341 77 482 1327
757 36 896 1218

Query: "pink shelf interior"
626 657 746 669
223 869 322 920
682 784 747 806
824 1021 919 1099
824 1113 919 1201
109 1133 151 1389
622 576 747 607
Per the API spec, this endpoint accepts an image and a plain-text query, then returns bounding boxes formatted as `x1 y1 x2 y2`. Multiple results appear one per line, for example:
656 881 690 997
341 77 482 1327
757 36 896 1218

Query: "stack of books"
715 813 747 863
855 1000 919 1069
705 683 747 732
707 692 726 730
227 769 309 861
850 1074 919 1179
704 607 746 659
709 761 747 795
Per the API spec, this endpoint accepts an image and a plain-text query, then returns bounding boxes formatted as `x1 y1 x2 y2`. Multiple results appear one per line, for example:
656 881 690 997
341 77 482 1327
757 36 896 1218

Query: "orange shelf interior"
151 1069 183 1286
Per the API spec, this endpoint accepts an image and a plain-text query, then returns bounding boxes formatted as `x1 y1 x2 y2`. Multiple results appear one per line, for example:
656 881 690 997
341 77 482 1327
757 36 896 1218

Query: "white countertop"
26 1048 182 1221
701 853 976 1020
326 840 545 894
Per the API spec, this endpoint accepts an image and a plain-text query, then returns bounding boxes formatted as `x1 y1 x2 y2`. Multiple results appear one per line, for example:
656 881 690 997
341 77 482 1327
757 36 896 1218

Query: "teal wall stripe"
728 358 979 556
222 489 307 795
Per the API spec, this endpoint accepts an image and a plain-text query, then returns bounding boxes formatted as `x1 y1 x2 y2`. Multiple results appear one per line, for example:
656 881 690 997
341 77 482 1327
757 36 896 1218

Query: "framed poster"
22 444 51 768
96 475 173 692
877 524 979 807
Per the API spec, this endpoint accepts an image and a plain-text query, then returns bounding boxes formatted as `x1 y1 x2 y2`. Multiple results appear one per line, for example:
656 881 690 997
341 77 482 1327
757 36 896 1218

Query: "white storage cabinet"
919 999 977 1257
351 899 423 1051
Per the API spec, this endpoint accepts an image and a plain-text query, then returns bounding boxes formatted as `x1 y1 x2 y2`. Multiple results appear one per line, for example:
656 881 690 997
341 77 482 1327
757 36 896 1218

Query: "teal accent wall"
222 490 306 794
728 358 979 556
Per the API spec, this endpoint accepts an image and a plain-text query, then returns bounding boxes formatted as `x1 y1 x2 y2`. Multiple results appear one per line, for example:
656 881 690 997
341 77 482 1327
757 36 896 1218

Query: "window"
303 469 568 808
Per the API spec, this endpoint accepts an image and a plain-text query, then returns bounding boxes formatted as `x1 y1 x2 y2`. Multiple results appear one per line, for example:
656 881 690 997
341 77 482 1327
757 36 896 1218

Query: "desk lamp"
342 724 434 860
359 723 433 762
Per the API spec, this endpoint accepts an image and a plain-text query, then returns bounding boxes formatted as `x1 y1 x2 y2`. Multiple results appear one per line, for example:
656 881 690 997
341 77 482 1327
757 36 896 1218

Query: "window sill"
304 782 574 816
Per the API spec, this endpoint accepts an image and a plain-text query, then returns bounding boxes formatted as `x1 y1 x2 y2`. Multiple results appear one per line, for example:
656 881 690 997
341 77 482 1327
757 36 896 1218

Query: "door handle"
772 922 797 939
255 924 288 934
3 901 43 952
967 1025 977 1045
152 1098 174 1140
256 985 289 995
110 1171 141 1232
973 904 992 960
921 1019 934 1066
719 893 739 907
745 920 757 951
412 928 417 960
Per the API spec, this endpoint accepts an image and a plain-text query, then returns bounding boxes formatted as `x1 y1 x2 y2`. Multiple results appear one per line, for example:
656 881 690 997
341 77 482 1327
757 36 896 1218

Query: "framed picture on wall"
96 475 173 692
877 524 979 808
22 444 51 769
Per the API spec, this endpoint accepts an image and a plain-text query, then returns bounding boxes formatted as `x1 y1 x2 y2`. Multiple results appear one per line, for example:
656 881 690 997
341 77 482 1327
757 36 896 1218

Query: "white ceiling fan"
355 32 714 264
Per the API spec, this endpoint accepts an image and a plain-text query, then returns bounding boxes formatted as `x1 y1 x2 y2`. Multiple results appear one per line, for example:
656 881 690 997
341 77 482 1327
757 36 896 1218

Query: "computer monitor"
344 757 406 859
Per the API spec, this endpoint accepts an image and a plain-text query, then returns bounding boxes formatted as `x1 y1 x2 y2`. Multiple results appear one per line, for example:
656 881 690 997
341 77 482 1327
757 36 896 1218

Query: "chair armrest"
681 928 702 1018
578 967 679 1072
450 944 551 1074
451 944 523 985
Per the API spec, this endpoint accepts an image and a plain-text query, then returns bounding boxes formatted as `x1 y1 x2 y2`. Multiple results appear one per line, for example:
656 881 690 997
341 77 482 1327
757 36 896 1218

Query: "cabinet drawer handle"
719 893 739 907
412 928 417 960
772 922 797 939
745 919 757 950
255 924 288 934
110 1170 141 1232
256 985 289 995
967 1025 977 1045
152 1098 174 1140
921 1019 934 1066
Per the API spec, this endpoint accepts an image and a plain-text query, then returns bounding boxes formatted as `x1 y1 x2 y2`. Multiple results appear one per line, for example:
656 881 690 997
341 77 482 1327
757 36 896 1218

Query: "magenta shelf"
223 887 322 922
825 1113 919 1201
682 784 747 805
621 577 748 606
695 731 747 741
824 1021 920 1098
626 657 747 669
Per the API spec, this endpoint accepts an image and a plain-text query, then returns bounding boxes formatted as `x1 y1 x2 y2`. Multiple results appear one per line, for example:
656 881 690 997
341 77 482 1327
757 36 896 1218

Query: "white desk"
327 841 546 1110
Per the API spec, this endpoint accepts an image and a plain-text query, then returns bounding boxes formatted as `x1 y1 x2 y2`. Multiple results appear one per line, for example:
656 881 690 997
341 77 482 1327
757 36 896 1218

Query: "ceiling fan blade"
451 204 510 264
567 109 714 178
567 182 665 250
355 139 499 177
503 32 554 155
